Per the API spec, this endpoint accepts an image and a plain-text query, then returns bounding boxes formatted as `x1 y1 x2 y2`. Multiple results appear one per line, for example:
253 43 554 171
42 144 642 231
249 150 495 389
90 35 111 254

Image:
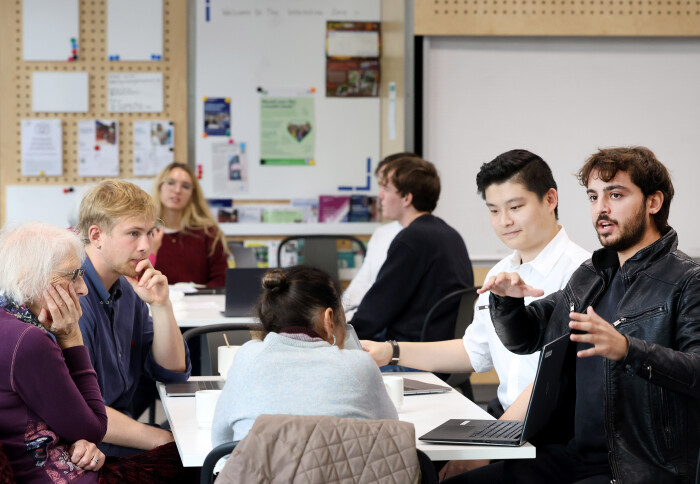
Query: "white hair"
0 222 85 305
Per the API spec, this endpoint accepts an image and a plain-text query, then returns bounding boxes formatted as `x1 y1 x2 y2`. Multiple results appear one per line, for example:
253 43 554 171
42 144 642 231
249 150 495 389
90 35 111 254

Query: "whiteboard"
424 37 700 260
194 0 380 199
5 179 155 229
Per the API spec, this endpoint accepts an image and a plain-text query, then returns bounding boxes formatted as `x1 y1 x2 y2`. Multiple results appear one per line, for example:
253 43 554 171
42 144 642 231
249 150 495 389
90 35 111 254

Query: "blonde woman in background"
152 162 229 287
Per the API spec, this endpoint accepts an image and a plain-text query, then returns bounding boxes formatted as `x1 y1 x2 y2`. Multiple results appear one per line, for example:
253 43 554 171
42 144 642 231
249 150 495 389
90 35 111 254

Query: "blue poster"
203 97 231 136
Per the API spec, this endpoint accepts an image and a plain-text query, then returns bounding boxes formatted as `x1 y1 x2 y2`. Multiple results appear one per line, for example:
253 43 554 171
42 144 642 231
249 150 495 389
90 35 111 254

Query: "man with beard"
76 180 191 456
453 147 700 484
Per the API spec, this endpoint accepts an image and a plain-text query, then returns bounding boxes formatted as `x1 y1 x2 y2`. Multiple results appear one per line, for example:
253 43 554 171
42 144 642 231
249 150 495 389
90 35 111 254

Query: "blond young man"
76 180 191 456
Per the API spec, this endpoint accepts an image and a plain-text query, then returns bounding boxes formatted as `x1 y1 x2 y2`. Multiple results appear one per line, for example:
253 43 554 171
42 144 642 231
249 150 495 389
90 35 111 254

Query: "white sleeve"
342 258 374 311
463 292 495 373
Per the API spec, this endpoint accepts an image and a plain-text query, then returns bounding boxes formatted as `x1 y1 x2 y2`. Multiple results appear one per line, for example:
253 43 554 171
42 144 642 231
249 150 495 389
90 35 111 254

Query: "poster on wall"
78 120 119 176
21 119 63 176
259 97 315 166
325 21 380 98
211 141 248 194
203 97 231 136
133 121 174 175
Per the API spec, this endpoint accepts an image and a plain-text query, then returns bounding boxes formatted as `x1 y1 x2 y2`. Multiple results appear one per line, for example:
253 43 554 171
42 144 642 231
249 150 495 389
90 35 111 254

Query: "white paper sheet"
23 0 79 61
78 120 119 177
21 119 63 176
107 0 163 61
327 31 380 58
32 72 88 112
133 120 174 175
212 142 248 194
108 73 163 113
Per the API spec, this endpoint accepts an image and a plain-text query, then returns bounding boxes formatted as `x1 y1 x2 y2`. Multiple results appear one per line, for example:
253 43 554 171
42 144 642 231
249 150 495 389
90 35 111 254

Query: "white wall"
424 36 700 260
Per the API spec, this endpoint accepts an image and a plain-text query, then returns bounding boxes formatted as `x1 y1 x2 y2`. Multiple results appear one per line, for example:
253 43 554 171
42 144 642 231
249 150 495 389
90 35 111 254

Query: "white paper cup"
217 346 240 379
383 376 404 410
195 389 222 428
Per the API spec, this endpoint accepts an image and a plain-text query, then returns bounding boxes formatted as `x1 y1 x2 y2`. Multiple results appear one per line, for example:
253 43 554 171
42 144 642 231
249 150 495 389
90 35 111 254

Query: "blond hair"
152 162 227 257
77 179 157 245
0 222 85 305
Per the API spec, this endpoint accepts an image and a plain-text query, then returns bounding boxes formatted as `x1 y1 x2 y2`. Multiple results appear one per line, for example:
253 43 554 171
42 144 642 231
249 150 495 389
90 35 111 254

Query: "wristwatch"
388 340 400 365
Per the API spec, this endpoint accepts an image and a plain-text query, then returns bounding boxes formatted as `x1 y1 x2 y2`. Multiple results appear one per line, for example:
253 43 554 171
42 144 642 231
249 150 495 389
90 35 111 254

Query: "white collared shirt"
463 227 590 410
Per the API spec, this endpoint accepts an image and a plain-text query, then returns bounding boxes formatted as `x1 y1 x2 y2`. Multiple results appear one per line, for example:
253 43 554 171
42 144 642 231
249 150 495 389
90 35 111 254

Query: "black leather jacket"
490 229 700 484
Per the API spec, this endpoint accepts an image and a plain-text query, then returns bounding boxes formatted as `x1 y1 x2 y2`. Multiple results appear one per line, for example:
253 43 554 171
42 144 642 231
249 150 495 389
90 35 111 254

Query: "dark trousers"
441 444 612 484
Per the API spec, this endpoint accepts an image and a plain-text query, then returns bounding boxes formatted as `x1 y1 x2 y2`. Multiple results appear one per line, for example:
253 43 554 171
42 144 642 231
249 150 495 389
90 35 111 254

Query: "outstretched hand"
569 306 629 361
360 340 393 367
124 259 169 306
477 272 545 298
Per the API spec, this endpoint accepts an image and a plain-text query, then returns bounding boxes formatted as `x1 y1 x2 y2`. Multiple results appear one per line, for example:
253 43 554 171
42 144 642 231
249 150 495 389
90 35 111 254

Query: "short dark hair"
383 156 441 213
375 152 420 176
256 266 342 335
577 146 674 233
476 149 559 219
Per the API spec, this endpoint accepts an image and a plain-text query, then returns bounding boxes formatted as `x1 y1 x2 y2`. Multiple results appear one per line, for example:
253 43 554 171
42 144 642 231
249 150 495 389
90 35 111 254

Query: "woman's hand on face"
68 439 105 472
38 283 84 348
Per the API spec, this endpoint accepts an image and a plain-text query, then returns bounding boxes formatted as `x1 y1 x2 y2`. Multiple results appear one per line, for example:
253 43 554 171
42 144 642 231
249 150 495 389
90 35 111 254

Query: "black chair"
276 235 367 285
200 442 437 484
182 323 259 376
420 287 481 401
201 441 239 484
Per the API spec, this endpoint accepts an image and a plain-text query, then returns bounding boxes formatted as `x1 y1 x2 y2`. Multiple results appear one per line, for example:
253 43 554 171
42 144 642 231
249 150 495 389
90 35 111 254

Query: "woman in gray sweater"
212 266 398 446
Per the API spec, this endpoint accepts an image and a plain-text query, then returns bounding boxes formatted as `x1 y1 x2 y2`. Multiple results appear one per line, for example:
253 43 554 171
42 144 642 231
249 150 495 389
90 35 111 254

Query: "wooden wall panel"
0 0 188 223
415 0 700 36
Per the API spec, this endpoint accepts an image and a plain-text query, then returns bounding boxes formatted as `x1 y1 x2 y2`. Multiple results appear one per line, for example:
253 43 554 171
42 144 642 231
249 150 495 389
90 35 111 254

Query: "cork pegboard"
0 0 188 222
415 0 700 35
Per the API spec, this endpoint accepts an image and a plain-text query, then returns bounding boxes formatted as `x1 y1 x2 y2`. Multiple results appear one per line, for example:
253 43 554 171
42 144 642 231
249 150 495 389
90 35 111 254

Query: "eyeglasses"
55 268 86 282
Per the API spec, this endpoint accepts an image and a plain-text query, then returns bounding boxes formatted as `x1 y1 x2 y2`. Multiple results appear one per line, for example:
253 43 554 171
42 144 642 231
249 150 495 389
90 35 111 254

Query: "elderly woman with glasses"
0 221 107 482
0 222 196 484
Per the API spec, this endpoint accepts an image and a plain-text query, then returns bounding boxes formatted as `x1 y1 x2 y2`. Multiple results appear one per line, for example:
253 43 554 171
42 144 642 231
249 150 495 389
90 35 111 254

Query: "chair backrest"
213 414 420 484
420 287 480 395
420 287 480 343
276 235 367 285
183 324 258 376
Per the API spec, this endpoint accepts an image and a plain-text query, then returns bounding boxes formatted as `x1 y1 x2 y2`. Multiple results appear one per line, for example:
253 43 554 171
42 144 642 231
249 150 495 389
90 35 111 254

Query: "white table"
158 372 535 467
173 294 258 328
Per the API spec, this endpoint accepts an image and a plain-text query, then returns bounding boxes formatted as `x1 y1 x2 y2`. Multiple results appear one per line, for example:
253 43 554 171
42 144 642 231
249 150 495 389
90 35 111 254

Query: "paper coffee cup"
218 346 240 379
383 375 404 410
195 389 222 428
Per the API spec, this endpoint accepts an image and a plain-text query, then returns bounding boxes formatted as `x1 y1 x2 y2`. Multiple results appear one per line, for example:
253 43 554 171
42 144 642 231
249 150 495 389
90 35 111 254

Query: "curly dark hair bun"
262 269 288 292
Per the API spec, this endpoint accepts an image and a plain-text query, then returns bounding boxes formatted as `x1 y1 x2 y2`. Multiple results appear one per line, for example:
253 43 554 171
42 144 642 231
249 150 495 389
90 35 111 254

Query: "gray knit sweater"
211 332 398 446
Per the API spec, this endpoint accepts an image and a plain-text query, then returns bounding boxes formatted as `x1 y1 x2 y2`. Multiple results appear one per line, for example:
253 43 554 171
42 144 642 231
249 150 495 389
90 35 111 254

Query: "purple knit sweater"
0 310 107 483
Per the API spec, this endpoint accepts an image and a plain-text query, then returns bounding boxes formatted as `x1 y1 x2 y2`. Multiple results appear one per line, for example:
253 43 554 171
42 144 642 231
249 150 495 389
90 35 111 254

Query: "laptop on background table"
419 332 570 446
222 268 268 317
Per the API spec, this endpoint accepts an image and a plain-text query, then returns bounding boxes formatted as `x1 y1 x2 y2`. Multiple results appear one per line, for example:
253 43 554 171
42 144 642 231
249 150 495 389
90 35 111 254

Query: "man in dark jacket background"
463 147 700 484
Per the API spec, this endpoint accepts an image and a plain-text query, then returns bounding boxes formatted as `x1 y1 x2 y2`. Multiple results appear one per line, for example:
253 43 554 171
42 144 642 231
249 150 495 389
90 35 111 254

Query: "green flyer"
260 97 315 166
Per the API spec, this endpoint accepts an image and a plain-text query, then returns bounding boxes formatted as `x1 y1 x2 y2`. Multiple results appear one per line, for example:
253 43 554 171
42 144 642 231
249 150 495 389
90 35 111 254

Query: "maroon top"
0 310 107 483
155 227 228 287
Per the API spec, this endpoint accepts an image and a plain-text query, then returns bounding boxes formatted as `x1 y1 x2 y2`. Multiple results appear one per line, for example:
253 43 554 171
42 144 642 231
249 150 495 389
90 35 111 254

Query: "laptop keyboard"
472 420 523 440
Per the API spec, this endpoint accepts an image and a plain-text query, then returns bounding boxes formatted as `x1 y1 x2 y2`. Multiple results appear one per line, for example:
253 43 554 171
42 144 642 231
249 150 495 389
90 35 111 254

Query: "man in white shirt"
362 149 590 479
343 153 417 319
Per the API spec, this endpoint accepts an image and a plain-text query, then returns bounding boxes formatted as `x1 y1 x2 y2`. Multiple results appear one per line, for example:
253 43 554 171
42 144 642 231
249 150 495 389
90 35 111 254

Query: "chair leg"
148 401 156 425
459 380 474 402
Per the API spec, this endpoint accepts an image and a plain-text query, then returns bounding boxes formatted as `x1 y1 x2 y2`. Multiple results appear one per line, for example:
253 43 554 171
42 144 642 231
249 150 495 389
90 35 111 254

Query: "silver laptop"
419 333 570 446
164 379 224 397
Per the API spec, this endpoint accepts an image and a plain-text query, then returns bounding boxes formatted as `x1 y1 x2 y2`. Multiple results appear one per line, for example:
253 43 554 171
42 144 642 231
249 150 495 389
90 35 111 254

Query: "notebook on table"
221 268 268 317
164 379 224 397
403 378 452 395
419 332 570 446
